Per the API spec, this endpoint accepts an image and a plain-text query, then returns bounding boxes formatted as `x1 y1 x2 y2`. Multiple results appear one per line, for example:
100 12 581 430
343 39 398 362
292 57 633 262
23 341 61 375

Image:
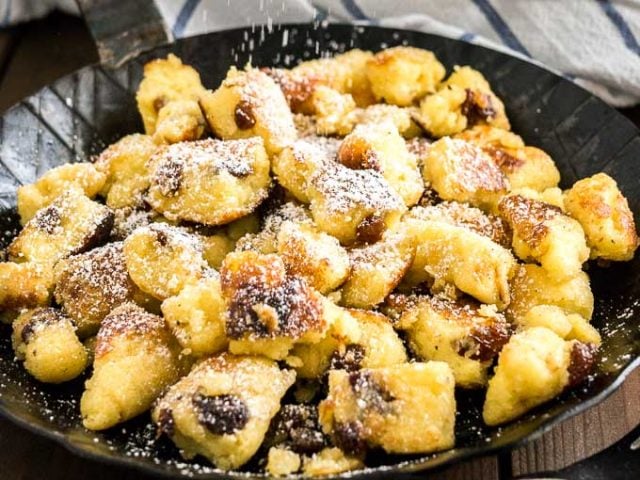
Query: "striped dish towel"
2 0 639 107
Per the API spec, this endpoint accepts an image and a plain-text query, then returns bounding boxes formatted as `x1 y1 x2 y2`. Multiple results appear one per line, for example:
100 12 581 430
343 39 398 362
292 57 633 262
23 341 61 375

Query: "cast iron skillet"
0 23 639 480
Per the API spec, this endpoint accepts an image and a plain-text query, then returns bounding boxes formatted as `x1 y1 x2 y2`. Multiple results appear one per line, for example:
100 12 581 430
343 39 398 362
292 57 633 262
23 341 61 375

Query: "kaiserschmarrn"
1 45 637 476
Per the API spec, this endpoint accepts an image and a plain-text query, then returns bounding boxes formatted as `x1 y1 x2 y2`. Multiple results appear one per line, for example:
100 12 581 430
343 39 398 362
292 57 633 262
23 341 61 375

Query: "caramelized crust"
397 295 511 387
12 307 88 383
54 242 153 338
145 138 271 226
319 363 455 454
277 221 350 294
564 173 639 261
199 67 297 155
8 189 113 266
366 47 445 106
499 195 562 248
455 126 560 192
461 88 496 126
406 202 511 248
499 194 590 279
152 354 295 470
94 302 168 358
0 262 52 317
262 67 319 112
291 49 375 109
220 251 324 341
422 137 508 209
136 54 205 135
81 302 188 431
17 163 106 225
123 223 207 300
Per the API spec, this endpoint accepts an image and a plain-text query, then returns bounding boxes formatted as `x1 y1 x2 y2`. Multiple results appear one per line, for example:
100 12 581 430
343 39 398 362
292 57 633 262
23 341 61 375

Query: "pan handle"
75 0 173 68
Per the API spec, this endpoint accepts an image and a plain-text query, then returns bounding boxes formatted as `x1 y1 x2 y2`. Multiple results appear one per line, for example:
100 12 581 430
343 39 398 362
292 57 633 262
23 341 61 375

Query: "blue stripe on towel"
341 0 370 20
597 0 640 56
312 2 330 22
471 0 531 56
173 0 202 38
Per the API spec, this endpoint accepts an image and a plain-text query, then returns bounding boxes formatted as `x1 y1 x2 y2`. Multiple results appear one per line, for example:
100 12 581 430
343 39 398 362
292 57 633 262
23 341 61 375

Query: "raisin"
290 428 326 455
20 308 65 343
154 157 184 197
499 195 562 249
267 404 326 454
156 408 175 438
461 88 496 126
567 342 598 388
153 96 167 112
333 421 366 456
356 214 385 244
155 229 170 247
417 186 441 207
337 137 381 171
234 100 256 130
329 344 365 372
348 370 395 413
70 209 114 256
383 293 417 320
458 321 512 362
32 205 61 234
223 161 253 178
192 393 249 435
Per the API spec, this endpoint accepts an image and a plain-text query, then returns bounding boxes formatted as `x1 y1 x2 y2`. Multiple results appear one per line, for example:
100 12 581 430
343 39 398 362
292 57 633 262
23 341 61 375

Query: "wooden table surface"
0 11 639 480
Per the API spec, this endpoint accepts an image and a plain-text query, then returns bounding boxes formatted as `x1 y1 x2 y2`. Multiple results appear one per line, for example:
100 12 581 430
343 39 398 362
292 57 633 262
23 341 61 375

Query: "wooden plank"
0 416 149 480
425 456 500 480
512 367 640 476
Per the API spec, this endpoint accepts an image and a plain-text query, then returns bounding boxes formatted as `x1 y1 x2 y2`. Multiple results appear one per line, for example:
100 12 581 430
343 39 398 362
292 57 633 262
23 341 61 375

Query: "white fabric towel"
1 0 639 107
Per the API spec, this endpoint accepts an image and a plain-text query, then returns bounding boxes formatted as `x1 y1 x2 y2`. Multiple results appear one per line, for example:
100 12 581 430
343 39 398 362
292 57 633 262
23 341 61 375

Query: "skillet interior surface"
0 23 639 479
